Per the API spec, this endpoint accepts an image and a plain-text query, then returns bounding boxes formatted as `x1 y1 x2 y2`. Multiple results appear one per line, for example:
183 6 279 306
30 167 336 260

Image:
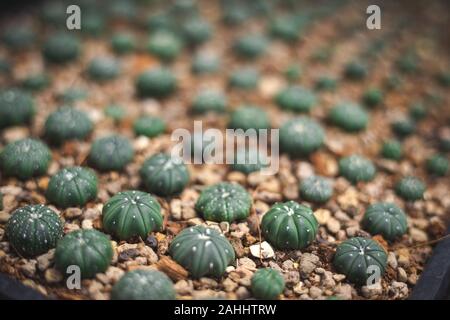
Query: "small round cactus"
21 73 51 92
333 237 387 285
362 203 408 241
110 32 136 55
381 139 403 160
0 88 35 129
329 103 369 132
251 268 285 300
140 153 189 197
228 106 270 131
436 71 450 87
2 25 35 50
231 147 268 174
147 31 182 62
300 175 333 203
362 88 383 107
87 57 120 81
44 106 93 145
46 167 98 208
269 16 299 42
339 155 376 184
344 61 368 80
191 90 227 114
395 176 425 201
391 117 415 137
88 135 134 171
229 68 259 89
42 32 81 64
169 225 235 278
58 87 88 104
181 19 212 46
261 201 319 250
409 102 427 120
279 117 325 157
6 205 63 257
146 12 174 32
426 154 448 176
397 52 419 74
135 68 177 98
191 52 220 74
0 138 51 180
195 182 252 222
105 104 126 123
80 12 105 37
233 34 267 59
103 190 162 240
275 86 316 113
133 116 166 138
55 229 113 279
111 270 176 300
284 64 302 82
315 76 337 91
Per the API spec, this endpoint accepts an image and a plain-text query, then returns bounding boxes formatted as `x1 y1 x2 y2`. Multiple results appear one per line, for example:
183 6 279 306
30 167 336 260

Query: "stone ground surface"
0 0 449 300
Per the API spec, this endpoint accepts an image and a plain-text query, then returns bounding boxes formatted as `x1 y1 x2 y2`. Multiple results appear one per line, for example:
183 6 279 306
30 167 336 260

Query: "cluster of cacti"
228 106 270 131
362 203 408 241
191 90 227 114
251 268 285 300
300 175 333 203
195 182 252 222
135 68 177 98
339 155 376 183
88 135 134 171
279 117 325 157
133 116 166 138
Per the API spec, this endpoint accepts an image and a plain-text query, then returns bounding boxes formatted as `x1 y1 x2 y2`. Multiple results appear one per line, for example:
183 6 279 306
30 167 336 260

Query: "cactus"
88 135 134 171
381 139 403 160
362 88 383 107
103 190 162 240
136 68 177 98
284 64 302 82
111 32 136 55
0 138 51 180
261 201 318 250
276 86 316 113
46 167 98 208
191 52 220 74
409 102 427 121
395 176 425 201
146 31 182 63
333 237 387 285
269 16 300 42
391 117 415 137
133 116 166 138
0 88 35 129
362 203 408 241
231 147 268 174
87 57 120 81
251 268 285 300
192 90 227 114
233 34 267 59
229 67 259 89
339 155 376 184
279 117 325 157
169 225 235 278
344 61 368 80
300 175 333 203
228 106 270 131
44 106 93 145
181 19 212 46
2 25 35 50
55 229 113 279
315 76 337 91
58 87 88 104
111 270 176 300
21 73 51 92
140 153 189 196
5 205 63 257
42 32 80 64
104 104 126 123
329 103 369 132
195 182 252 222
426 154 448 176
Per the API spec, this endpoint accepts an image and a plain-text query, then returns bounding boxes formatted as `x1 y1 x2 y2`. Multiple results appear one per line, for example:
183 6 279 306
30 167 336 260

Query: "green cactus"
0 138 51 180
181 19 212 46
329 103 369 132
21 73 51 92
228 106 270 131
284 64 302 82
191 52 220 74
81 12 105 37
275 86 316 113
103 190 162 240
436 71 450 87
233 34 267 59
104 104 126 123
231 147 268 174
146 12 174 32
426 154 448 176
88 135 134 171
391 117 415 137
333 237 387 285
395 176 425 201
147 31 182 63
261 201 319 250
5 205 64 257
269 16 300 42
58 87 88 104
300 175 333 203
44 106 93 145
42 32 81 64
339 155 376 184
46 167 98 208
409 102 427 121
135 68 177 98
87 57 120 81
133 116 166 138
111 269 176 300
279 117 325 157
344 61 368 80
2 25 35 50
315 76 337 91
251 268 285 300
362 203 408 241
192 90 227 114
0 88 35 129
140 153 190 196
229 67 259 89
381 139 403 161
362 88 383 107
195 182 252 222
55 229 113 279
169 225 235 278
111 32 136 55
